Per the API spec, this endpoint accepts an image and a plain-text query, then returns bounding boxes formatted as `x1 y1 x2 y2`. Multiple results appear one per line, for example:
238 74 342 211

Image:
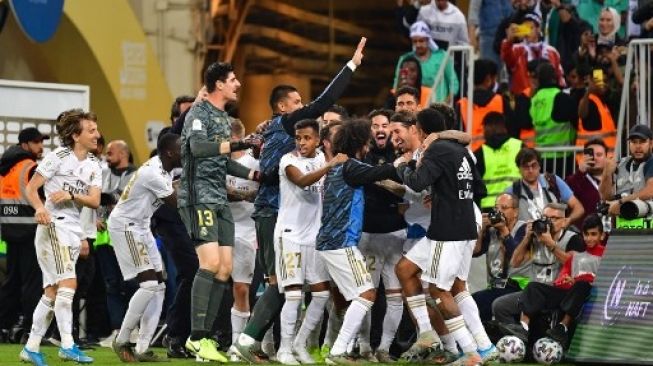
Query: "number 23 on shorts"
197 209 214 226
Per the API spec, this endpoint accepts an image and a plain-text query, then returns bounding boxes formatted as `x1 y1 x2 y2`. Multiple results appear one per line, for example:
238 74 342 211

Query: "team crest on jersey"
200 227 208 237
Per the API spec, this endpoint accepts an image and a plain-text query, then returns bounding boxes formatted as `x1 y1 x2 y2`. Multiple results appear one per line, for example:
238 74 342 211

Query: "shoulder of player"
53 146 72 159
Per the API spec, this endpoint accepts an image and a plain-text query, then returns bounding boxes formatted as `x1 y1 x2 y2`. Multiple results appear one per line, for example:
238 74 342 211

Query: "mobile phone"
593 69 604 84
584 147 594 156
515 23 532 37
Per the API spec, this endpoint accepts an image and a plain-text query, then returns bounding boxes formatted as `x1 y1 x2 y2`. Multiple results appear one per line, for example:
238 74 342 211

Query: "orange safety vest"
0 159 36 224
458 94 504 151
577 93 617 150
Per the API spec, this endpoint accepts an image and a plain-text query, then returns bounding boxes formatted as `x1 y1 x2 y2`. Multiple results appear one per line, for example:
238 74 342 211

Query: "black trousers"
472 286 521 322
0 227 42 330
157 221 199 339
520 281 592 320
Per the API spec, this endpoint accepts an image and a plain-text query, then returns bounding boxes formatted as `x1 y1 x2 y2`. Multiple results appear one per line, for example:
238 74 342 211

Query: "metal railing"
616 39 653 158
431 45 475 135
535 146 584 177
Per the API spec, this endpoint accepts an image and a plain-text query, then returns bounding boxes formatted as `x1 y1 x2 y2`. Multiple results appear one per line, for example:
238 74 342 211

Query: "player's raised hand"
352 37 367 66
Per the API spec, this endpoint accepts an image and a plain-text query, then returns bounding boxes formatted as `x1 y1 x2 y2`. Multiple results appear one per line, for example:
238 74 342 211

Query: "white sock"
26 296 55 352
231 308 250 345
117 281 158 344
358 311 372 353
331 298 373 355
279 290 302 353
455 291 492 350
54 287 76 349
445 315 477 354
406 294 432 334
378 293 403 352
441 333 458 354
521 320 530 331
296 291 329 349
136 283 165 354
324 300 344 348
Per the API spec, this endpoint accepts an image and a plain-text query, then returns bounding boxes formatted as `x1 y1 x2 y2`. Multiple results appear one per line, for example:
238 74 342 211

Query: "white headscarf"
597 7 621 46
410 21 439 52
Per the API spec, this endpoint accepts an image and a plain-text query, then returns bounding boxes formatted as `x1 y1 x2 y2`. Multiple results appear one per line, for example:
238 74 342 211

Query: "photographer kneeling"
599 125 653 227
472 193 527 322
493 203 585 334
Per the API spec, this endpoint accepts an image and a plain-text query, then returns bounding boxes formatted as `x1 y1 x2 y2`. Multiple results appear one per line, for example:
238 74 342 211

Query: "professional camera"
620 200 653 220
596 201 610 216
488 208 505 225
533 217 552 235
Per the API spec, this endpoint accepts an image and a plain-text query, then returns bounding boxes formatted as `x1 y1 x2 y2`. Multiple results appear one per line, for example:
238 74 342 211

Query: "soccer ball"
533 337 564 364
496 335 526 363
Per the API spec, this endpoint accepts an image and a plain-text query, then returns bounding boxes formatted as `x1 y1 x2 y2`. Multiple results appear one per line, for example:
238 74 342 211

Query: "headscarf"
597 7 620 46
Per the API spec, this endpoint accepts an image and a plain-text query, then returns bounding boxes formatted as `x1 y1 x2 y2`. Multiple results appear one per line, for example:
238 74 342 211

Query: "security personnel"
456 59 511 151
577 71 617 153
0 127 48 339
529 62 576 178
474 112 523 211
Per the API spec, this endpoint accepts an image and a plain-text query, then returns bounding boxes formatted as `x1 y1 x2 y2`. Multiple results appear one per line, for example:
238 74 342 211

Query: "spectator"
467 0 514 66
571 22 599 70
456 59 514 150
395 0 432 37
576 0 607 34
632 0 653 38
500 214 604 347
475 112 523 211
418 0 470 48
472 193 527 321
565 139 608 227
530 62 576 177
506 148 585 227
597 7 625 48
501 12 565 95
386 58 430 110
555 4 586 73
493 0 534 57
393 21 458 103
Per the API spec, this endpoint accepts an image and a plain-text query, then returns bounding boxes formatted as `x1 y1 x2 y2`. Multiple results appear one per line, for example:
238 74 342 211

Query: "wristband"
230 141 254 152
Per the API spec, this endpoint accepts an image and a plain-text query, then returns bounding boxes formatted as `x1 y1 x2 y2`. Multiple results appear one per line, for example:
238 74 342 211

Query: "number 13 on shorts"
197 209 214 226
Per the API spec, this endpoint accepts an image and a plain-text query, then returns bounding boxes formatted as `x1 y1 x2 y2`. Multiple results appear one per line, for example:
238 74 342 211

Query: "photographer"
599 125 653 222
506 148 585 228
472 193 527 322
493 203 585 326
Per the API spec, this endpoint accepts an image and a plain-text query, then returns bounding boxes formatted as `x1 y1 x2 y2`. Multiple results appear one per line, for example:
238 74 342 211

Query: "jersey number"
284 252 302 270
197 209 214 226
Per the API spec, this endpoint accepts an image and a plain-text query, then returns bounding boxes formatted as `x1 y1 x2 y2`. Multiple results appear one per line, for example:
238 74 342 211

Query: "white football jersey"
108 156 174 229
276 150 325 245
227 153 260 247
36 147 103 225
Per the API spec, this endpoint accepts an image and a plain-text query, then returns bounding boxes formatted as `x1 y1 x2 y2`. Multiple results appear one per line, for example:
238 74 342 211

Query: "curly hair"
332 118 371 158
56 109 97 148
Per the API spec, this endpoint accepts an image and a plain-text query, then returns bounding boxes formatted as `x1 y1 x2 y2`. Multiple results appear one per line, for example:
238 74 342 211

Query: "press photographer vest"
531 229 576 284
512 174 561 221
615 156 648 196
486 220 526 282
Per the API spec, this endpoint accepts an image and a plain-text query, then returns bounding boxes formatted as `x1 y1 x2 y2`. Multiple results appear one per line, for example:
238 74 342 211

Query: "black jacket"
362 143 407 234
398 139 485 241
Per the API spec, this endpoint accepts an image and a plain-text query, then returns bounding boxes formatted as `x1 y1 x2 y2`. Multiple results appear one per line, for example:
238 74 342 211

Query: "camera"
620 200 653 220
533 217 552 235
596 201 610 216
488 208 505 225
